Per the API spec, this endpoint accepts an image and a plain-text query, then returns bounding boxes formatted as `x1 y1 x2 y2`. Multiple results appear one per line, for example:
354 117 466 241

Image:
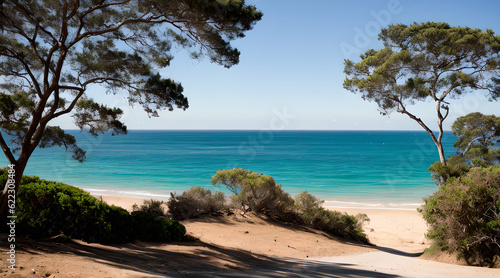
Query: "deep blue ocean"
0 130 457 208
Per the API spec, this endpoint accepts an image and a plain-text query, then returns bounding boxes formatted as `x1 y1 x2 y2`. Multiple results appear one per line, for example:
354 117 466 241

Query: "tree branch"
51 88 85 118
439 84 459 102
391 95 441 148
11 1 58 42
81 76 137 87
69 11 207 54
1 12 49 69
3 48 43 98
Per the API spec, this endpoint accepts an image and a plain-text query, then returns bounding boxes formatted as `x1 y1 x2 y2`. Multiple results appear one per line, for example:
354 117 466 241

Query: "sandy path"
168 253 498 278
2 195 494 277
324 206 429 254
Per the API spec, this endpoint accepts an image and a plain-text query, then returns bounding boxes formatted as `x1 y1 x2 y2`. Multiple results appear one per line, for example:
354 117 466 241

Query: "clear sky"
54 0 500 131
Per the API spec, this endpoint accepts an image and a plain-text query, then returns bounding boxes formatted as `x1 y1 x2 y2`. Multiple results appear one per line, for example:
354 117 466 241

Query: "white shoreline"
87 187 425 210
323 206 419 211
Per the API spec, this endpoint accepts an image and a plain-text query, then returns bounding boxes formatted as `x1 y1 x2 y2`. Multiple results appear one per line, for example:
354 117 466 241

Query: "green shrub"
211 169 369 243
167 186 228 219
16 178 126 243
131 211 185 242
132 199 166 217
294 191 369 243
11 171 186 244
420 166 500 267
294 190 324 213
211 169 296 221
232 178 296 221
98 204 135 243
428 160 470 186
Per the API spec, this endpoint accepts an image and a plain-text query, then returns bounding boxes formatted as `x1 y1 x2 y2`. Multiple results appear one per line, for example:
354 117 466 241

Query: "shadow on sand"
11 235 403 278
372 245 424 258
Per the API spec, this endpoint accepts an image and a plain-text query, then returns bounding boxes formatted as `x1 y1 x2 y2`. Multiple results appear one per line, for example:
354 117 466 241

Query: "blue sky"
54 0 500 131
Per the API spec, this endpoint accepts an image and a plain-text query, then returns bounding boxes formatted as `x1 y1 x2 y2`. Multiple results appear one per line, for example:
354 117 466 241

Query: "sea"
0 130 457 209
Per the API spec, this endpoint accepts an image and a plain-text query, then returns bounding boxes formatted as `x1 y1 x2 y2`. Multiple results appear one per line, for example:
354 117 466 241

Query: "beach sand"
325 206 430 254
1 195 496 277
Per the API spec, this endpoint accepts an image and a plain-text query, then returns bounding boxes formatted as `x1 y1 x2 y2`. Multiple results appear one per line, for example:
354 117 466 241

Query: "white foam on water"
323 200 423 210
83 188 171 199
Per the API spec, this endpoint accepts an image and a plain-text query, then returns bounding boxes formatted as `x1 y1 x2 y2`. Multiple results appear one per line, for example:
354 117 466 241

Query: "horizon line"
63 128 454 132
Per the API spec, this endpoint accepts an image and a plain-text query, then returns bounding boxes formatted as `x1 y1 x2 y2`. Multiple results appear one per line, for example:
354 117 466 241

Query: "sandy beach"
1 195 497 278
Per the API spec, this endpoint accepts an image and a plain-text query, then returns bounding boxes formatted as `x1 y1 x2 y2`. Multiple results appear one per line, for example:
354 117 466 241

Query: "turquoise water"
0 130 456 207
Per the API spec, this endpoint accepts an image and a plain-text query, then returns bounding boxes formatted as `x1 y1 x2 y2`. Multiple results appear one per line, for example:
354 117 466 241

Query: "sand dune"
1 196 496 278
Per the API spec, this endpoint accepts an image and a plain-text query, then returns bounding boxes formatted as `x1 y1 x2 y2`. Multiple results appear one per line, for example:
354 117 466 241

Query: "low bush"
167 186 228 219
16 178 130 243
8 169 185 244
211 169 297 221
295 191 369 243
294 190 324 213
233 180 296 222
209 169 369 242
420 166 500 267
132 199 166 217
132 211 185 242
428 159 470 185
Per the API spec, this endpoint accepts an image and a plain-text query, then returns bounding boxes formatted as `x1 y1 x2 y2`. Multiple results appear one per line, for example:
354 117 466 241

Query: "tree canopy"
450 112 500 168
0 0 262 161
210 168 294 214
211 168 276 195
452 112 500 156
344 22 500 165
429 112 500 185
0 0 262 219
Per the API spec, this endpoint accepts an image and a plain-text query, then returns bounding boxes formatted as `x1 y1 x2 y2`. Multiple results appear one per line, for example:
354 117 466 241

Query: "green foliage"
130 73 189 117
0 0 262 167
16 177 133 243
428 160 470 185
131 211 185 242
344 22 500 164
210 169 369 243
294 191 369 243
451 112 500 166
429 112 500 185
73 98 128 137
92 203 135 244
344 22 500 113
212 168 296 221
172 171 369 243
452 113 500 151
167 186 228 220
0 90 37 153
420 166 500 266
232 178 294 219
132 199 166 217
39 126 86 162
294 190 324 212
210 168 253 194
8 169 185 244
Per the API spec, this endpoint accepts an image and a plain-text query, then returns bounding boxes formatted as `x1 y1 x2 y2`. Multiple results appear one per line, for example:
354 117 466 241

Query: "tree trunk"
426 134 447 166
400 110 447 166
0 119 46 222
435 140 446 166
